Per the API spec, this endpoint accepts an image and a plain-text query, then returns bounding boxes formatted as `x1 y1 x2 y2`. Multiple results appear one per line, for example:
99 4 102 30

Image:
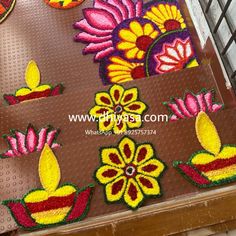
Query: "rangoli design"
2 145 94 230
74 0 199 84
44 0 84 9
173 112 236 188
4 60 64 105
89 84 147 134
164 89 224 122
0 124 61 159
95 136 166 209
0 0 16 23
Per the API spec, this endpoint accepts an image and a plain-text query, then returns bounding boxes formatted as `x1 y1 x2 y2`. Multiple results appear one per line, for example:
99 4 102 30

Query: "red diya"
44 0 84 9
2 145 94 230
0 0 16 23
4 60 64 106
173 112 236 188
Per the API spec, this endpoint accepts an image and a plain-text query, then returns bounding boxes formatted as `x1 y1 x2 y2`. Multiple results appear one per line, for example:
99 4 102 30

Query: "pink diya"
0 124 61 158
4 60 64 105
2 145 94 230
173 112 236 188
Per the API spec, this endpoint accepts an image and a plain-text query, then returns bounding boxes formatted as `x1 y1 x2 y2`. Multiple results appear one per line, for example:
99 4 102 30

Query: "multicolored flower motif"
89 84 147 134
2 145 94 230
116 20 160 60
4 60 64 106
74 0 199 84
154 38 199 74
174 112 236 188
0 124 61 159
0 0 16 24
95 136 166 209
164 89 224 122
44 0 84 9
74 0 143 61
144 3 186 33
106 56 145 83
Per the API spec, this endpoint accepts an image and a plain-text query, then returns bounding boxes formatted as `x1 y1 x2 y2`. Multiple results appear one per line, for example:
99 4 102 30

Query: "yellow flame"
195 112 221 156
25 60 40 90
39 144 61 194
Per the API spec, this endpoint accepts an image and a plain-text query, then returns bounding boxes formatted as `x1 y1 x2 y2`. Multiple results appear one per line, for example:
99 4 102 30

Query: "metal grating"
199 0 236 92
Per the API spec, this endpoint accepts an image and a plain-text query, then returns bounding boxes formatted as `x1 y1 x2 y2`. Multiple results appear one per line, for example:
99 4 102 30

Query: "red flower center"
136 35 153 51
131 66 145 80
114 104 123 114
164 19 181 31
125 164 136 178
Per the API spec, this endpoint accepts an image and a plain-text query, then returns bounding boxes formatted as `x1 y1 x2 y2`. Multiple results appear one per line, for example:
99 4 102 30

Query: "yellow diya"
174 112 236 188
2 145 94 230
4 60 64 105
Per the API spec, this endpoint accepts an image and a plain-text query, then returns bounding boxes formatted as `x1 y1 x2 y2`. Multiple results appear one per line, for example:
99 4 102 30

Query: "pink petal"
51 84 64 96
37 128 48 152
73 19 112 36
184 93 200 116
26 125 38 153
212 104 223 112
135 0 143 17
1 150 15 158
174 98 192 118
94 47 114 61
94 0 122 23
74 32 112 43
51 143 61 149
196 93 207 112
168 103 185 119
122 0 135 18
66 186 93 221
170 114 179 122
6 136 21 156
15 132 28 155
46 130 58 147
108 0 128 19
83 8 117 30
2 201 37 228
83 40 113 54
204 91 213 112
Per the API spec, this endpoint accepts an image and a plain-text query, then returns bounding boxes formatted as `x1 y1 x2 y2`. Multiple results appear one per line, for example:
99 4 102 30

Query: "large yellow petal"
110 75 133 83
136 174 160 196
101 148 126 168
120 87 138 106
119 29 137 42
109 84 124 104
158 4 171 20
125 48 139 59
110 56 133 68
124 178 143 209
96 165 124 184
25 60 41 90
113 117 127 134
118 137 136 164
98 114 115 132
34 85 51 92
129 21 143 37
124 101 147 115
122 112 142 129
144 23 154 36
133 144 154 165
15 88 32 96
218 146 236 159
89 105 114 118
137 159 165 178
39 145 61 194
151 6 166 21
105 176 127 202
117 42 136 50
195 112 221 155
191 152 216 165
95 92 114 108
